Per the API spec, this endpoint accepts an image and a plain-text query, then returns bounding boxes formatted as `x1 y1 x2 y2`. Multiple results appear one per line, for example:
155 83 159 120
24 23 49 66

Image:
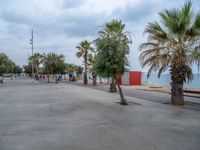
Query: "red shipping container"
129 71 142 85
115 71 142 85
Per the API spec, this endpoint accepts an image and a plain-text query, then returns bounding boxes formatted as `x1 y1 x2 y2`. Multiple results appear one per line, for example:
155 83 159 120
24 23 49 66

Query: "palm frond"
76 52 82 58
139 0 200 80
194 12 200 30
189 48 200 73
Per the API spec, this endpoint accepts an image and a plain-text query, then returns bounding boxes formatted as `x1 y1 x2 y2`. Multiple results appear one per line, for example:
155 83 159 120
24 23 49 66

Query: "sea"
142 74 200 88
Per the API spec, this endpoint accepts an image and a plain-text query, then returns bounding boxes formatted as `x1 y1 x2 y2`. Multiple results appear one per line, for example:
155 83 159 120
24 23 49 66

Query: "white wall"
122 72 129 85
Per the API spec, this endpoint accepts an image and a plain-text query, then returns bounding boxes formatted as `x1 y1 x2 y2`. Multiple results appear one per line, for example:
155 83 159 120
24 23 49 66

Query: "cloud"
0 0 200 73
111 0 159 23
61 0 85 8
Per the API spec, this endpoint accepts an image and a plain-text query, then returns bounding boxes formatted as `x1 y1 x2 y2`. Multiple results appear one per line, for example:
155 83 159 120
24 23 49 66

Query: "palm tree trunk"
55 74 58 84
35 65 39 80
84 56 88 85
107 78 110 84
92 72 97 86
84 72 87 84
47 73 50 83
36 64 38 74
109 78 117 92
171 79 184 105
170 65 184 105
99 77 102 84
115 80 127 105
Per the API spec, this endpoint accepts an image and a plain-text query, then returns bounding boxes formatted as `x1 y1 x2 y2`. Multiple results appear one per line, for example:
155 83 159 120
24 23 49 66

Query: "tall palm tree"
139 1 200 105
76 40 93 85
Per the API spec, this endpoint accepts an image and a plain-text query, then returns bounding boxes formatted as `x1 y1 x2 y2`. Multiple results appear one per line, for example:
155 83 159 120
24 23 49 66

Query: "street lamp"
29 29 34 78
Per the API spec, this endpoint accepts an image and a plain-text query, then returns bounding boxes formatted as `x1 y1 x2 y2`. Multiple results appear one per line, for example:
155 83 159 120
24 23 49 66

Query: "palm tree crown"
76 40 93 59
140 1 200 78
29 53 43 69
76 40 93 84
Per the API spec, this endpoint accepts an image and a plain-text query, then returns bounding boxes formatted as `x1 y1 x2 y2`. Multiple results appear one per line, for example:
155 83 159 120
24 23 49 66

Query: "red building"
115 71 142 86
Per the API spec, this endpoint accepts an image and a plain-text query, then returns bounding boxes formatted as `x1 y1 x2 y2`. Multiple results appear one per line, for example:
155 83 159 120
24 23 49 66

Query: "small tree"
94 20 131 105
66 63 77 81
76 65 83 78
13 65 22 74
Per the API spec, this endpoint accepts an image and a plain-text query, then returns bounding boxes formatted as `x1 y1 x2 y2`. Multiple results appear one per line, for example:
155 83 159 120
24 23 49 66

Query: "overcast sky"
0 0 200 72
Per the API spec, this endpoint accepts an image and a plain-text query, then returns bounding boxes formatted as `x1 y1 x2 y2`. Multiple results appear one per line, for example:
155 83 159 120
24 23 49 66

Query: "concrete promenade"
0 78 200 150
69 81 200 111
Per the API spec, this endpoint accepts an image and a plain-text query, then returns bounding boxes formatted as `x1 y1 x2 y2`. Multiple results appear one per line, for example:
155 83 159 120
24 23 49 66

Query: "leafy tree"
76 40 93 85
139 1 200 105
76 65 83 76
66 63 76 74
43 53 66 83
94 20 131 105
23 63 34 75
0 53 10 74
13 65 22 74
66 63 83 81
0 53 19 75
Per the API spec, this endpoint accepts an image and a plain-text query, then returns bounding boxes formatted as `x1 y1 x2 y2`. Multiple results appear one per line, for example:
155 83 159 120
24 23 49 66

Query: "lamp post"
29 29 34 78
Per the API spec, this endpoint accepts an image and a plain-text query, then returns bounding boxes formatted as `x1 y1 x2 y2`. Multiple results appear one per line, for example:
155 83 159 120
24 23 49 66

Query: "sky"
0 0 200 73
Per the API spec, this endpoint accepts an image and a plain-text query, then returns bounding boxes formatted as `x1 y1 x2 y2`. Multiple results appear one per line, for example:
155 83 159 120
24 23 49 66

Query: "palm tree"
76 40 93 85
29 53 43 75
139 1 200 105
66 63 77 81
